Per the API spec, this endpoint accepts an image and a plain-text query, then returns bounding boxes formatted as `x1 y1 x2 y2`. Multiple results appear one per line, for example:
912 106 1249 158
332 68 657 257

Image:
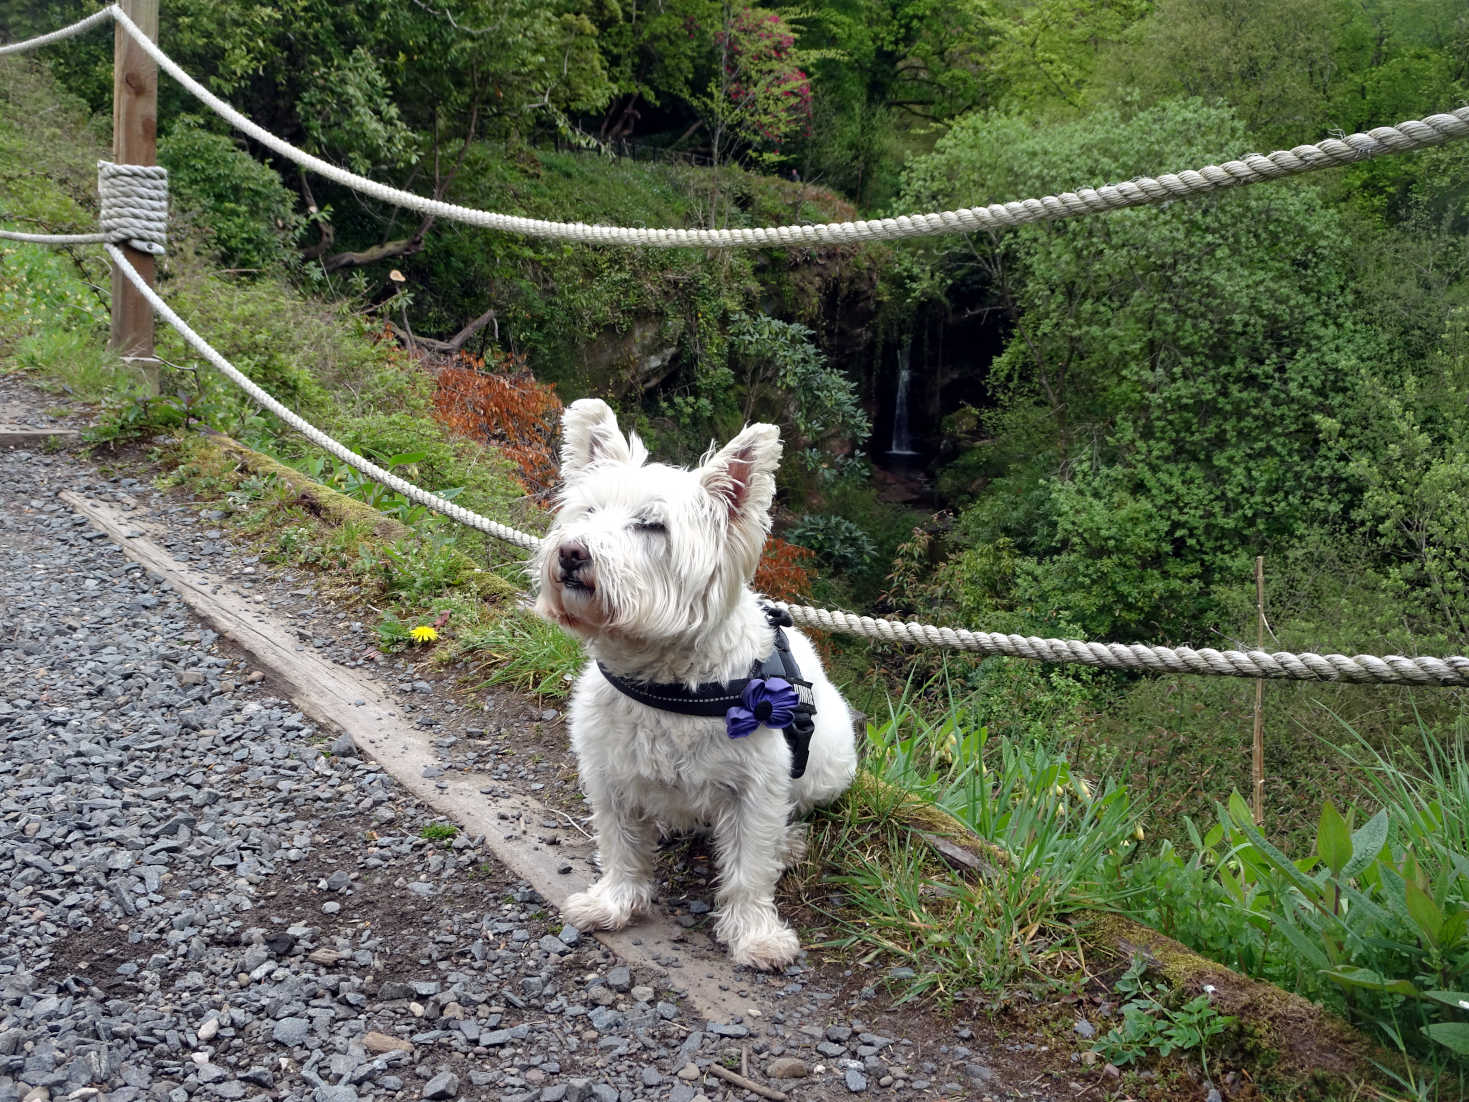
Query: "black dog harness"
597 605 817 779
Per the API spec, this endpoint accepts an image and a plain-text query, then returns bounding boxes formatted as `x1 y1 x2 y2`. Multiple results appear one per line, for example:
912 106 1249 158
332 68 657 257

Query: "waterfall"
889 344 918 456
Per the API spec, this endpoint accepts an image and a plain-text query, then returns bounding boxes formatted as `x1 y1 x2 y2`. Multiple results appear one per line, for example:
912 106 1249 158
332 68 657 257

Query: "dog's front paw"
563 879 650 931
715 903 801 970
728 924 801 970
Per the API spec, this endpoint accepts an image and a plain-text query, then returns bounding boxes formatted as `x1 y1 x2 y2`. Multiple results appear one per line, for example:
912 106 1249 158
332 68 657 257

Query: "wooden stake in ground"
110 0 160 393
1253 555 1266 824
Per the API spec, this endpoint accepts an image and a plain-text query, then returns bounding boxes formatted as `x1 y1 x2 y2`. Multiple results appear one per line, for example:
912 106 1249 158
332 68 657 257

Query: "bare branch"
386 306 499 355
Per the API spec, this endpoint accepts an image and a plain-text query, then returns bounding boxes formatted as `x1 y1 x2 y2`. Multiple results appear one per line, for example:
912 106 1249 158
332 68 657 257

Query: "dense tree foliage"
894 101 1395 639
3 0 1466 656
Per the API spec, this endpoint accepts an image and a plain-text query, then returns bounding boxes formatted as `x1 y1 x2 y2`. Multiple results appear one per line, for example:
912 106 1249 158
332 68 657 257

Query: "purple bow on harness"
725 677 798 739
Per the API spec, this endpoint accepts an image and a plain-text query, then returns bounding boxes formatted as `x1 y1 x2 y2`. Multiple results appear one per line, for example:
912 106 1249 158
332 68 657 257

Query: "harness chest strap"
596 608 816 780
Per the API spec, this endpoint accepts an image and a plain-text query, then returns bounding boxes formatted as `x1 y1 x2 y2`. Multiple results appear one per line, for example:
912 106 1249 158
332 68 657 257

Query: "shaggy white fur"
534 398 858 970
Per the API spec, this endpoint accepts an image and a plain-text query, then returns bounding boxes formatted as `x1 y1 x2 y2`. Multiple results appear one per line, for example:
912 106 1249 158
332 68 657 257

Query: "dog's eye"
633 519 666 534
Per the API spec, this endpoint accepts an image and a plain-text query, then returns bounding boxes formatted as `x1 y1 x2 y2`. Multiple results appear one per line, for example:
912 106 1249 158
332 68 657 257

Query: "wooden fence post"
109 0 160 394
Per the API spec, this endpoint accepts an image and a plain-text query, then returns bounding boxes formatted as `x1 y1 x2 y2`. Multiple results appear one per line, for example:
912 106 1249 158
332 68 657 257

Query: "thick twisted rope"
0 227 110 245
2 162 168 250
772 604 1469 687
98 161 168 253
0 7 113 55
105 245 539 552
106 5 1469 250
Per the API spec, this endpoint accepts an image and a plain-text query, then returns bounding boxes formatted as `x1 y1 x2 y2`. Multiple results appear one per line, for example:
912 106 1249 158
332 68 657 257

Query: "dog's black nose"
557 541 590 575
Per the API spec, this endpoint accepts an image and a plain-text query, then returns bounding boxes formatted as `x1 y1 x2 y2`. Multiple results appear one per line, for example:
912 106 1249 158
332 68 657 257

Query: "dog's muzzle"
556 540 595 593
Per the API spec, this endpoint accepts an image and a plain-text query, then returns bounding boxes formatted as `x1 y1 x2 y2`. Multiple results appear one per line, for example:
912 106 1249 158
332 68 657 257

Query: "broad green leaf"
1338 882 1395 931
1372 862 1419 929
1341 808 1388 882
1273 918 1330 971
1440 908 1469 951
1317 801 1351 877
1323 966 1418 997
1227 791 1254 828
1423 1022 1469 1056
1403 880 1445 947
1217 862 1245 904
1223 798 1323 901
1423 990 1469 1011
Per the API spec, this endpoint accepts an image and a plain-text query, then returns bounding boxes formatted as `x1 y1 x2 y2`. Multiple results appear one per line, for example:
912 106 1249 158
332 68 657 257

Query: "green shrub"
1129 720 1469 1071
786 512 876 576
727 310 870 446
160 116 302 271
897 99 1394 643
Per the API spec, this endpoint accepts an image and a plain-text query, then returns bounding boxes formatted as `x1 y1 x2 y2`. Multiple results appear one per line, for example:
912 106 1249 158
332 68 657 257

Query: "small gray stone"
271 1017 310 1047
421 1072 459 1100
845 1068 868 1092
587 1007 622 1032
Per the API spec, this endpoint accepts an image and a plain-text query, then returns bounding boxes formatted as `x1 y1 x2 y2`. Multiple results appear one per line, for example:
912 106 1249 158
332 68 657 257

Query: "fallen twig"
706 1063 787 1101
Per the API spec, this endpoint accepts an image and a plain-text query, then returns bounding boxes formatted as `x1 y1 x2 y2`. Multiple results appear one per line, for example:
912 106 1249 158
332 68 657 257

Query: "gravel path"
0 379 1062 1102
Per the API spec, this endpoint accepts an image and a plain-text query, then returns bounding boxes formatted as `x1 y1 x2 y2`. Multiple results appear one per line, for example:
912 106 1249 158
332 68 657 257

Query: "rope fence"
7 6 1469 250
4 8 1469 684
0 6 113 56
98 7 1469 248
103 245 540 553
101 248 1469 687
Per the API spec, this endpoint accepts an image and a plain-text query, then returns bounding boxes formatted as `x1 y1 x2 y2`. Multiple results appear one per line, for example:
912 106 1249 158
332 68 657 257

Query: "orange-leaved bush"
432 351 562 499
755 536 816 603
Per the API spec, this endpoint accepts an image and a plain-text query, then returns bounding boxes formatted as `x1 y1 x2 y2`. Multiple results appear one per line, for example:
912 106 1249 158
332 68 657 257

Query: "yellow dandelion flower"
409 625 439 644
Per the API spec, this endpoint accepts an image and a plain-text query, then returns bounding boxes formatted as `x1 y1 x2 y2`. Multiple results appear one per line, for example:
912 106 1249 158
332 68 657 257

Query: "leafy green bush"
786 512 876 575
897 99 1393 643
1127 720 1469 1070
727 310 869 446
159 116 302 271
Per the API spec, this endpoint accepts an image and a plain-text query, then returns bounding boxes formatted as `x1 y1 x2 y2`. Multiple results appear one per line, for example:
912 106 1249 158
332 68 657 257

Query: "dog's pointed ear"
560 398 641 477
699 423 782 532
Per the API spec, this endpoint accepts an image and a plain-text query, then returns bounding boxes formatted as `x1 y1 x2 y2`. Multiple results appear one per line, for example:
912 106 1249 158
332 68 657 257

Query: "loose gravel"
0 377 1062 1102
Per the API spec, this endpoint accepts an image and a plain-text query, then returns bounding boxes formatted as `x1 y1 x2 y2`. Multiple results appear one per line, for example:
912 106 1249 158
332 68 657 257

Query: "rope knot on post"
98 161 168 254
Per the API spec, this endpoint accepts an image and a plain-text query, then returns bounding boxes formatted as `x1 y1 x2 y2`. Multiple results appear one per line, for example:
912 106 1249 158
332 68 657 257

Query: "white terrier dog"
534 398 858 970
